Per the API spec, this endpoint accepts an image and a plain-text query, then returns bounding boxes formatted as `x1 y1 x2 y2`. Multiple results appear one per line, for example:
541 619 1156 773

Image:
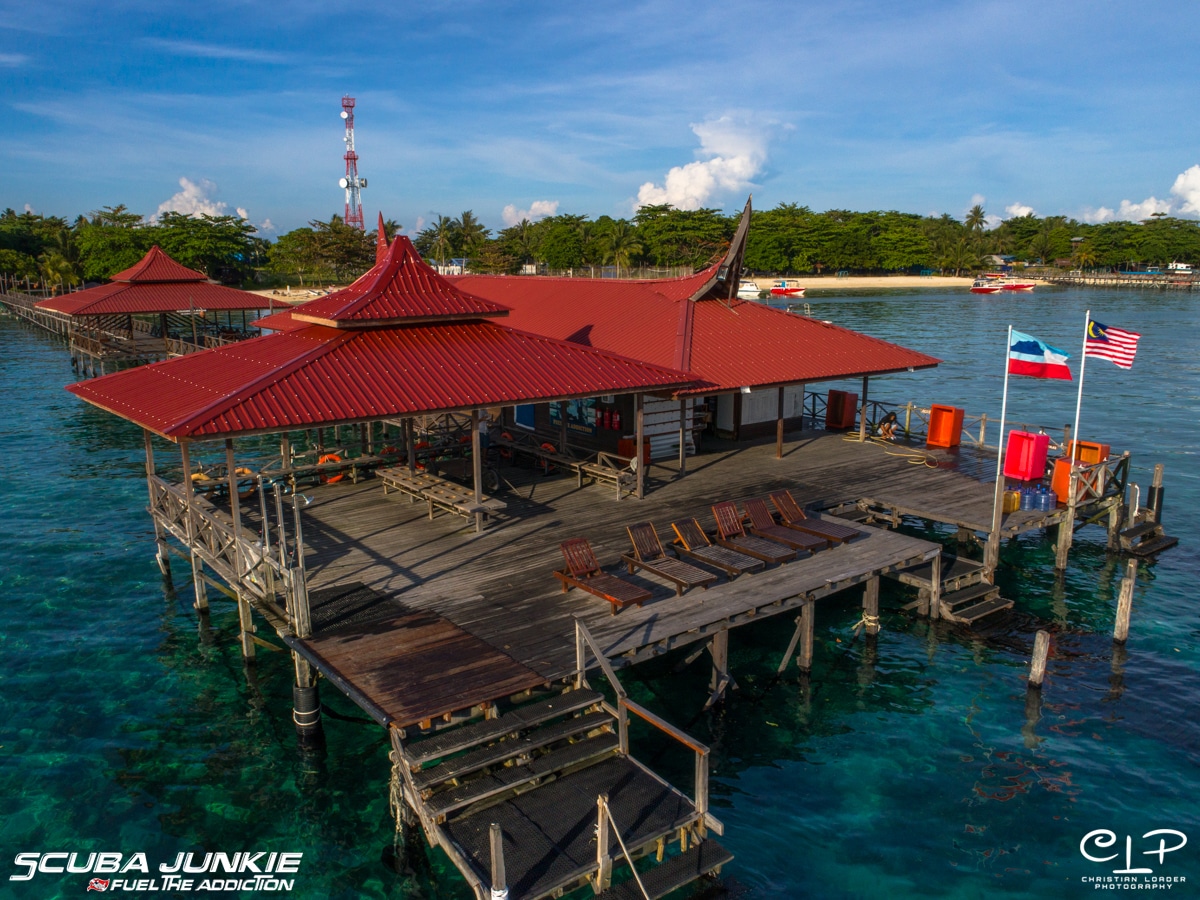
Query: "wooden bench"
493 435 635 499
377 466 506 523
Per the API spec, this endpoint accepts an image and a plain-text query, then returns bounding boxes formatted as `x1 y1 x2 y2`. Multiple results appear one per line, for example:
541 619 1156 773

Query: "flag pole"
987 325 1013 576
1070 309 1090 463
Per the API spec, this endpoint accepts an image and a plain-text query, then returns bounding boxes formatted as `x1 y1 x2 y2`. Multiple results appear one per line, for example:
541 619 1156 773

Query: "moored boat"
769 279 806 298
737 279 763 299
970 277 1003 294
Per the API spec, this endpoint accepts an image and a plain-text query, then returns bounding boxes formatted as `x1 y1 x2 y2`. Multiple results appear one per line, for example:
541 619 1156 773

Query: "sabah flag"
1008 330 1072 380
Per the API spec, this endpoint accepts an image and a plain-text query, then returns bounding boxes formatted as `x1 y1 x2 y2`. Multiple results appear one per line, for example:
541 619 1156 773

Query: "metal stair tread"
1129 534 1179 557
412 711 614 791
948 596 1014 625
428 732 620 819
597 839 734 900
941 582 999 610
407 689 604 766
1120 521 1162 540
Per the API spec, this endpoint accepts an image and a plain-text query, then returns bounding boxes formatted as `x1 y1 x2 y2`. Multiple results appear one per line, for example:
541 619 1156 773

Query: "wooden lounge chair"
711 501 796 564
622 522 719 596
743 498 828 553
769 490 864 544
554 538 652 615
669 518 764 576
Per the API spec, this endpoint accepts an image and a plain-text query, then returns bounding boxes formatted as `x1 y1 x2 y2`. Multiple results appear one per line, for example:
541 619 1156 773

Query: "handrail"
620 698 710 755
573 617 628 699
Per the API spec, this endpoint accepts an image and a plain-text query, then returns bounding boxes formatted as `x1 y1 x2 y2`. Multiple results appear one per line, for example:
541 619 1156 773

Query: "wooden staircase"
889 552 1013 626
390 622 731 900
1119 520 1179 558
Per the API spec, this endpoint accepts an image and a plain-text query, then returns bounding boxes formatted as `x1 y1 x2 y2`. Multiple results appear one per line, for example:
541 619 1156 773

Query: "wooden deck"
249 430 986 691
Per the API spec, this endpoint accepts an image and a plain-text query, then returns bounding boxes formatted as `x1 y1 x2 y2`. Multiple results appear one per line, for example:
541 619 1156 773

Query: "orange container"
1003 430 1050 481
1051 457 1073 501
1065 440 1110 464
617 437 652 464
825 390 859 430
927 404 965 448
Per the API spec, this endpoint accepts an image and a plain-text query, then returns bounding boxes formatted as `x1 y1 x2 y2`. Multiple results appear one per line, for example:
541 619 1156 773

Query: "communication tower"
339 96 366 230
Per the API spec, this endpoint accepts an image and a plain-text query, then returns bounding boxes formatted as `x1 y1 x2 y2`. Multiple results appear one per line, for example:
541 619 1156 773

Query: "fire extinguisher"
594 407 602 428
611 409 621 431
603 409 611 429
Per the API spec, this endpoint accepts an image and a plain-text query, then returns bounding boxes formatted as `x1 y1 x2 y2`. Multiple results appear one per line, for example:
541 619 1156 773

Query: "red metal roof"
108 245 208 283
37 280 273 316
66 321 693 440
452 273 940 392
291 235 508 327
36 246 270 316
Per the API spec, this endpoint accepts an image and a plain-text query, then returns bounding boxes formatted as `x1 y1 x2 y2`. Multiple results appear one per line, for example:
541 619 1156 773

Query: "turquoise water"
2 287 1197 898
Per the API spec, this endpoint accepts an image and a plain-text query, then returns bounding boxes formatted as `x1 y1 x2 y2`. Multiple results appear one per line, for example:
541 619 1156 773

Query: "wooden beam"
635 393 645 500
678 398 688 475
858 376 869 442
776 386 785 459
471 409 484 534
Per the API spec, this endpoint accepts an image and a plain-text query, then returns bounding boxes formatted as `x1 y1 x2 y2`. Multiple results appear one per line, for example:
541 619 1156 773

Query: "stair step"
1120 521 1162 541
597 839 734 900
413 711 614 792
947 596 1014 625
407 689 604 766
940 582 999 612
427 732 620 820
1129 534 1179 557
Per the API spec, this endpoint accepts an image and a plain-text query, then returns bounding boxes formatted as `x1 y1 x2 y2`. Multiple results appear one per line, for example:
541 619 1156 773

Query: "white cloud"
413 216 426 234
636 115 769 210
154 177 230 220
0 53 27 67
1170 164 1200 215
23 203 33 214
1117 196 1170 221
1082 206 1115 224
236 206 249 219
143 38 289 65
501 199 559 227
257 218 275 233
969 193 987 209
1005 202 1035 218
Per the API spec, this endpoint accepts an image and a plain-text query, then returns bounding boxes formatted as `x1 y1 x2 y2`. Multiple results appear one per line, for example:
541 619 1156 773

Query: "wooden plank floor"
237 429 1001 686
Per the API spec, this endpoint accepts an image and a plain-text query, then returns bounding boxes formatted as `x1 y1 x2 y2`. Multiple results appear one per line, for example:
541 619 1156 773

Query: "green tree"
0 248 38 280
594 219 642 275
154 212 258 283
454 210 489 261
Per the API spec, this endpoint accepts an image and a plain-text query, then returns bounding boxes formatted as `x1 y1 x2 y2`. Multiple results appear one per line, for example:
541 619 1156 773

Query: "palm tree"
964 204 987 250
91 204 142 228
454 210 489 261
431 215 455 267
38 250 81 293
596 220 642 276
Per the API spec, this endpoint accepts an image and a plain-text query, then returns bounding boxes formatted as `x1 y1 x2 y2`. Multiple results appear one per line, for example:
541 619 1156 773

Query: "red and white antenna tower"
339 96 366 230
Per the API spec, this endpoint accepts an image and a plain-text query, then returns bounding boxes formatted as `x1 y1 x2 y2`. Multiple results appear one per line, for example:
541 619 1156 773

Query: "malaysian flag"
1085 319 1141 369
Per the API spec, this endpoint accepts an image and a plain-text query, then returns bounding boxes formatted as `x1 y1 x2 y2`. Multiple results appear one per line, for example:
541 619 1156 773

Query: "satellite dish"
338 177 348 189
340 111 349 119
360 178 367 188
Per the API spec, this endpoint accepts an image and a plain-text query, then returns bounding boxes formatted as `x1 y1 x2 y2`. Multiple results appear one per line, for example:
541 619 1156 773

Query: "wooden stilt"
1107 494 1123 551
798 600 815 671
144 430 172 581
595 794 612 892
778 614 805 674
857 375 869 442
405 418 416 474
927 550 942 619
227 439 254 661
1054 469 1077 570
1114 558 1137 643
471 409 484 534
179 441 208 612
1028 630 1050 687
489 823 508 900
704 630 732 708
1021 683 1043 749
862 575 880 635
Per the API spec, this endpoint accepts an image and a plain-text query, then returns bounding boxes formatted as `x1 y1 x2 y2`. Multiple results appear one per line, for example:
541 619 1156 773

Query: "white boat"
737 279 763 299
768 279 806 298
970 274 1035 294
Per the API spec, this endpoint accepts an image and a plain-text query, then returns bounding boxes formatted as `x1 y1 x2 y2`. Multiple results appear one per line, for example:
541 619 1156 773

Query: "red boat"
768 279 806 298
970 274 1035 294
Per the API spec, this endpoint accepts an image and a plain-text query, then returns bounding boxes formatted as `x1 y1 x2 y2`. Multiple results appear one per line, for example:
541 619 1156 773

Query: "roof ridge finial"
375 212 389 264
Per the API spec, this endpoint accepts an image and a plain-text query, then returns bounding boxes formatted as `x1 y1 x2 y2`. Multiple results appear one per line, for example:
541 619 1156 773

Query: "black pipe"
293 683 324 749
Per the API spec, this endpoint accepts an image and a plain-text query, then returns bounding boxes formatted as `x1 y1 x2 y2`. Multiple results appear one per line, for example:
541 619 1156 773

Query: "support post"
595 794 612 892
291 651 323 750
226 439 255 661
1114 558 1136 643
857 375 869 442
489 824 507 900
1107 494 1123 551
1054 469 1078 570
927 550 942 619
471 409 484 534
1028 630 1050 688
705 630 731 708
798 600 815 671
678 397 688 475
179 441 208 612
1149 463 1165 524
635 393 645 500
862 576 880 634
144 430 172 581
776 386 785 459
291 491 311 639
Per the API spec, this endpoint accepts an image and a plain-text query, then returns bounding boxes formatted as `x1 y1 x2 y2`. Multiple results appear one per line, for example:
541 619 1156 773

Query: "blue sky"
3 0 1200 237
